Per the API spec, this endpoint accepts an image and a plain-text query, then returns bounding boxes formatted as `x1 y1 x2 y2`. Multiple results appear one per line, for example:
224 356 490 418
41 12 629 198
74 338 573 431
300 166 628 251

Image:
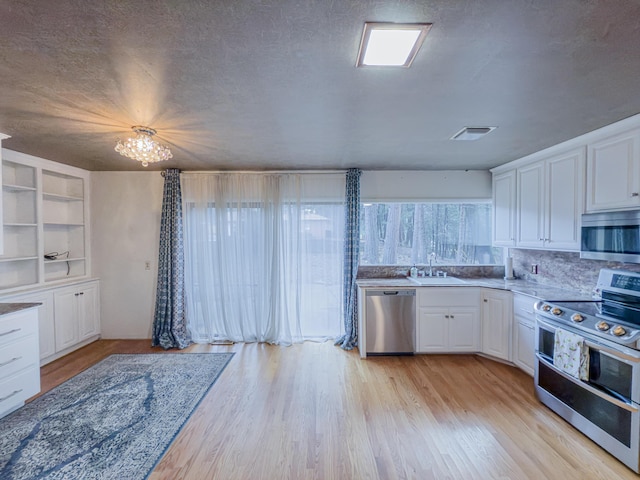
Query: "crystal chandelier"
114 126 173 167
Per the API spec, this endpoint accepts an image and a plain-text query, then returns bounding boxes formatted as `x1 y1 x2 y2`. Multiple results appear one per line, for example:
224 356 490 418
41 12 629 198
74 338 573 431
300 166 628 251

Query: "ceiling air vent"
450 127 497 141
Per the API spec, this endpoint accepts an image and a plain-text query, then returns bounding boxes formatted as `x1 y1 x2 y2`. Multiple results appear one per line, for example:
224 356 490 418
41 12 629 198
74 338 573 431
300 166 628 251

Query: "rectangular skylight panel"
356 22 432 68
363 29 422 66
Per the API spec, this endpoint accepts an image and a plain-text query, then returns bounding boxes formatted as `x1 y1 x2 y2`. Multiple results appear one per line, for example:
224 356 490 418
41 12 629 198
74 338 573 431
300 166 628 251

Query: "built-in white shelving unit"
0 150 90 292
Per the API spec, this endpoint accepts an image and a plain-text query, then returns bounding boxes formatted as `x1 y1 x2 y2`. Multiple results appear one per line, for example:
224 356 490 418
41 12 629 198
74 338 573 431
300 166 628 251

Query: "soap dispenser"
410 265 418 278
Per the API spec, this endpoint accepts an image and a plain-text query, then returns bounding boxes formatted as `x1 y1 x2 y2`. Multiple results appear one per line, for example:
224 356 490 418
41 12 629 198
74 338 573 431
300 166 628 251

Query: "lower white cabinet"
0 306 40 418
6 291 55 360
54 282 99 351
1 279 100 365
416 288 481 353
512 293 536 376
481 289 513 361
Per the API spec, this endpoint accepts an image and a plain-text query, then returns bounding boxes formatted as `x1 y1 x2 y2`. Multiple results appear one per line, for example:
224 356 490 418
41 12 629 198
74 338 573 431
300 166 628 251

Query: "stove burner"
613 325 627 337
571 313 585 323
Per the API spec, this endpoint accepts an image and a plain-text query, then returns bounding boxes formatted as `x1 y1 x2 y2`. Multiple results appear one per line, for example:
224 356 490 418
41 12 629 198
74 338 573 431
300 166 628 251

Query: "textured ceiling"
0 0 639 171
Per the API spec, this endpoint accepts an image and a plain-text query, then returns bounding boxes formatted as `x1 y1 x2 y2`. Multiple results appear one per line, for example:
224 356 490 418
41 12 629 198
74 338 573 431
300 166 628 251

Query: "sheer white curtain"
181 172 345 345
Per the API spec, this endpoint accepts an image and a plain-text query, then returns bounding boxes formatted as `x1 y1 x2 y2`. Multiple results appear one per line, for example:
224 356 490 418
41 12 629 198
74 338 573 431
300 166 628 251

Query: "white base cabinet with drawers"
416 288 481 353
0 306 40 419
2 279 100 365
512 293 536 376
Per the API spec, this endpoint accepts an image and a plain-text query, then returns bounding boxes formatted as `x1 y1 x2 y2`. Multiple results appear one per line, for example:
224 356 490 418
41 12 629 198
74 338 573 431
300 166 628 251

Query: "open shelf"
42 192 83 202
42 169 84 199
0 152 90 291
3 184 37 193
0 258 38 288
44 259 86 282
3 161 35 189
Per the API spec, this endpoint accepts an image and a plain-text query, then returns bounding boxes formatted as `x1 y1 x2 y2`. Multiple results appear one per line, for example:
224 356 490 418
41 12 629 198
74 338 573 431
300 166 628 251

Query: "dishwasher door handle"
383 291 399 295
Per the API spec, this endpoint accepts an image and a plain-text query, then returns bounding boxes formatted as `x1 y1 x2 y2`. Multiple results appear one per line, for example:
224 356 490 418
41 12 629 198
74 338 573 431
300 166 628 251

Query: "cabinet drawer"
0 334 39 380
0 366 40 415
0 308 38 347
513 295 536 317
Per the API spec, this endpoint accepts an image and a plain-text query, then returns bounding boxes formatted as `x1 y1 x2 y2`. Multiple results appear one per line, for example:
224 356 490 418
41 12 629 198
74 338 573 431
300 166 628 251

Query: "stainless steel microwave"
581 210 640 263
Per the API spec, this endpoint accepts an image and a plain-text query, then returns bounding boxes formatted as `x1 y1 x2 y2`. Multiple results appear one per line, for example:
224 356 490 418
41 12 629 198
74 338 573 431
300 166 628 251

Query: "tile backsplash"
510 249 640 293
358 249 640 294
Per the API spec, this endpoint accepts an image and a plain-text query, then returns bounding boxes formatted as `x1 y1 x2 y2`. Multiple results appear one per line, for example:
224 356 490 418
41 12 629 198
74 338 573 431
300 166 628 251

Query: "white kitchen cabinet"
516 148 585 251
416 288 481 353
0 306 40 419
1 279 100 364
492 170 516 247
0 150 91 292
5 290 55 361
586 129 640 212
512 293 536 376
516 162 545 248
54 280 100 352
481 289 513 361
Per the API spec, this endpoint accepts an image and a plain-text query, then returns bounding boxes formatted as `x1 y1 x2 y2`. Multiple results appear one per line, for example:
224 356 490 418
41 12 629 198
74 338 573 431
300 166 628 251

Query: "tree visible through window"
360 203 502 265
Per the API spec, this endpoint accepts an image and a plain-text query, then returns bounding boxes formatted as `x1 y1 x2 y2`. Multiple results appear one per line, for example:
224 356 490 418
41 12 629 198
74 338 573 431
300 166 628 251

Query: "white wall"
361 170 491 201
91 172 164 339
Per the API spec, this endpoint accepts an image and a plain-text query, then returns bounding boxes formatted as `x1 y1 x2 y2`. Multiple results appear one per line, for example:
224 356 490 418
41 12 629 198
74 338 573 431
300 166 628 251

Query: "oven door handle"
536 353 638 413
536 316 640 363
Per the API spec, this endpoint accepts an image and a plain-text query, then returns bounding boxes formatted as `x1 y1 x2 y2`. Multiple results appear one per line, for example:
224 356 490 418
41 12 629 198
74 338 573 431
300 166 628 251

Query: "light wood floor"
36 340 638 480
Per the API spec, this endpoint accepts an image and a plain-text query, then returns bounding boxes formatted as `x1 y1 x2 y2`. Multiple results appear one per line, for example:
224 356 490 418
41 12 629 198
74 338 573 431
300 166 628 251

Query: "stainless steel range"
535 269 640 473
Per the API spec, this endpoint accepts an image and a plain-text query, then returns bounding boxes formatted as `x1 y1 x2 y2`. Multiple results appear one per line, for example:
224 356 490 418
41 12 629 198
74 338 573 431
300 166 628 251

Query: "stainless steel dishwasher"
365 289 415 355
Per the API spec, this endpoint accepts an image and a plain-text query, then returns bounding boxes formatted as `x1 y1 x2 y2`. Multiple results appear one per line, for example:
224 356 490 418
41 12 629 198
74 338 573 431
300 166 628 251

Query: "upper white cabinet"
516 148 585 251
0 150 90 292
492 170 516 247
516 162 545 248
586 129 640 212
494 147 585 251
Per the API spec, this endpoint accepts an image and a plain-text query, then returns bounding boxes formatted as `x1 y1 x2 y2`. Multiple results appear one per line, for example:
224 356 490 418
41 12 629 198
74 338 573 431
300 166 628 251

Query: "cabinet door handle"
484 299 488 302
0 389 23 402
0 328 20 337
632 192 639 197
79 292 84 295
450 315 454 319
445 315 449 319
0 356 21 368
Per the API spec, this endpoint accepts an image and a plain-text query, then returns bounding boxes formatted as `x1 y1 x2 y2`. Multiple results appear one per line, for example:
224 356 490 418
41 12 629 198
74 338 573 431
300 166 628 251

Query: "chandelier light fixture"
115 126 173 167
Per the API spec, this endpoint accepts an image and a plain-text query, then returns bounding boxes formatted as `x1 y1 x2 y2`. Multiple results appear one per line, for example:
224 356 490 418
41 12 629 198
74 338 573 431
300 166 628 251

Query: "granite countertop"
356 277 593 301
0 303 42 316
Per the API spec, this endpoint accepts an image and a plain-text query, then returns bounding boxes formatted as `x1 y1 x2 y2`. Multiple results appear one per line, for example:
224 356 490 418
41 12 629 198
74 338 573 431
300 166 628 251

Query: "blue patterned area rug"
0 353 233 480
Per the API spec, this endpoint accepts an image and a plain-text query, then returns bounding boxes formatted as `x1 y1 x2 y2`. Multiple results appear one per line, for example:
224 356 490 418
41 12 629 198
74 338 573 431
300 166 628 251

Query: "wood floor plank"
31 340 640 479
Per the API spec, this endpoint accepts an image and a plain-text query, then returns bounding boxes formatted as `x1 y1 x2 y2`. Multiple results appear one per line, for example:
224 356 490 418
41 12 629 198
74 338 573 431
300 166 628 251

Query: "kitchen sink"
407 276 468 286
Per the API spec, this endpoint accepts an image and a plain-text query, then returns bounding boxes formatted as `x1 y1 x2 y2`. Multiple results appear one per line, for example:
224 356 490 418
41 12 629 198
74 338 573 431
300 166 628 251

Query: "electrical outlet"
145 261 151 271
531 264 538 274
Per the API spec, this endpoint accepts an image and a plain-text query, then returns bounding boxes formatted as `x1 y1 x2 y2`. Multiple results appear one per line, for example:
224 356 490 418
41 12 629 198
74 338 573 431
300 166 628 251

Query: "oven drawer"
536 354 640 472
